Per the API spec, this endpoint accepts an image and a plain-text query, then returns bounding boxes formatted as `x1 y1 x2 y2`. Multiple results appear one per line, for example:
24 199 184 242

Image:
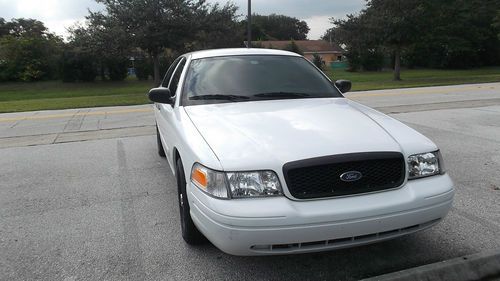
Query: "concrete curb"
361 249 500 281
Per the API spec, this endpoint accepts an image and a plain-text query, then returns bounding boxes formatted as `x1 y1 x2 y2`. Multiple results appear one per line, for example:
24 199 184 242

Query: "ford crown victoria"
148 48 454 256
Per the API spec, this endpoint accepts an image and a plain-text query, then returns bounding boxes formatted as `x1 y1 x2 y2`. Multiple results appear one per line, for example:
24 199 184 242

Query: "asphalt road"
1 83 499 280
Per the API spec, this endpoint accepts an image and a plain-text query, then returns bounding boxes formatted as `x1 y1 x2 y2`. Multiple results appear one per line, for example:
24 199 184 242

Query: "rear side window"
168 58 186 95
161 57 182 88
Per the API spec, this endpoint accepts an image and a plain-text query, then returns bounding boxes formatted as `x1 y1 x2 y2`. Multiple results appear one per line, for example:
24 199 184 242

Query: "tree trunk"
100 62 106 81
394 47 401 81
152 52 161 86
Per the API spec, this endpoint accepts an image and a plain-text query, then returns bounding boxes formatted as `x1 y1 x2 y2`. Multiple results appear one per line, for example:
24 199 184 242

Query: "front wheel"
176 158 206 244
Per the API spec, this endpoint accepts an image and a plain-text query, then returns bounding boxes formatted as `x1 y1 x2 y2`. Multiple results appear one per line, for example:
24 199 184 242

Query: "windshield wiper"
189 94 250 101
253 92 311 99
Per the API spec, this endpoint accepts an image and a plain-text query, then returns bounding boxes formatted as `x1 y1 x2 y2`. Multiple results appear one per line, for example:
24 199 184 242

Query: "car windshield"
182 55 343 105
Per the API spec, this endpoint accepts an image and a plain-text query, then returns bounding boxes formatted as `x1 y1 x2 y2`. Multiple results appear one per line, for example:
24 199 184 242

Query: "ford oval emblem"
340 171 363 182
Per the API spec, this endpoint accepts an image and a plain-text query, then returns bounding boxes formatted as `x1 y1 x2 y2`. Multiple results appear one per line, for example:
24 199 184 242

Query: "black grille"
283 152 405 199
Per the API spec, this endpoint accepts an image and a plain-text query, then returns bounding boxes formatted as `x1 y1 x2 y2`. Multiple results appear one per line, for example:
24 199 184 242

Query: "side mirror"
148 87 173 104
334 80 352 93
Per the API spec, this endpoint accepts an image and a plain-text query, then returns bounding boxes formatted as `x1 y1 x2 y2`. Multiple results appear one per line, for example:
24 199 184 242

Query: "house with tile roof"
253 40 344 65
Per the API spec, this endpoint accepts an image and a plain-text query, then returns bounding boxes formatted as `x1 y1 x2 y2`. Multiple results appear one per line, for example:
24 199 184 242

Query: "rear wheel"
176 158 206 244
156 125 166 157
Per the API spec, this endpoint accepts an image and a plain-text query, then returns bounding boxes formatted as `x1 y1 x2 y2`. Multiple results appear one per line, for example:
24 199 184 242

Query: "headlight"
227 171 282 198
191 163 282 199
407 151 444 179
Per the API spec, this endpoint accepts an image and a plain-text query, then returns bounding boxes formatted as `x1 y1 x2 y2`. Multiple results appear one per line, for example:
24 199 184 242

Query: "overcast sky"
0 0 365 40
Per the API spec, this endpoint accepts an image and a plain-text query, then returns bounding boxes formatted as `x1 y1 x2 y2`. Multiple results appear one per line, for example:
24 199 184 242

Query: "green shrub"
134 57 152 81
361 50 384 71
312 54 325 70
106 58 128 81
345 49 385 71
19 60 44 81
0 35 61 81
285 40 303 55
61 50 96 82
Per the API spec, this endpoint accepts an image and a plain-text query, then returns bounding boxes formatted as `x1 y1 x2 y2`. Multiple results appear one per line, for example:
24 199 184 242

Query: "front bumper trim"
249 218 441 254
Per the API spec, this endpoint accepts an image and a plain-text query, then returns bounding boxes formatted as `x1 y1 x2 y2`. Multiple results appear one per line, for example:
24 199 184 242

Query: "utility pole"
247 0 252 48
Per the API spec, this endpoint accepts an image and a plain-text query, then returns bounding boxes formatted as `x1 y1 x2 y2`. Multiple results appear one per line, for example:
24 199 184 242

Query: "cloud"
0 0 364 40
0 0 103 38
208 0 365 18
303 16 331 40
0 0 103 20
208 0 366 39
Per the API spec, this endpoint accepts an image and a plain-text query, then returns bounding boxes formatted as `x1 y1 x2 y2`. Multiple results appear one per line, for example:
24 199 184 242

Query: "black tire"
176 158 206 244
156 125 166 157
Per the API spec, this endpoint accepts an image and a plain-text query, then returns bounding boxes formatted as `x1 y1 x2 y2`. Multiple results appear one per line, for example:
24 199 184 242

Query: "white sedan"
148 48 454 256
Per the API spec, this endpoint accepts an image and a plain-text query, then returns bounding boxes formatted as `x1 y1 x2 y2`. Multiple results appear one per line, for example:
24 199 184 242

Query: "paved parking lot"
1 83 499 280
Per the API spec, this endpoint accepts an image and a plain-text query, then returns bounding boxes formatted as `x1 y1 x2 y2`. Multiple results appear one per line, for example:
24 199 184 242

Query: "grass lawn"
0 79 152 113
0 67 499 113
325 67 500 91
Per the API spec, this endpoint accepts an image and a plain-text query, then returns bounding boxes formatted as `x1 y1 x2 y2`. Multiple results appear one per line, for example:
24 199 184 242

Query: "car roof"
187 48 302 60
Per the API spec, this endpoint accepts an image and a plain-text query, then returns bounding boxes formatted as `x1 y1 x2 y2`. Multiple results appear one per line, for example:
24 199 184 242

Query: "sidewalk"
0 104 155 148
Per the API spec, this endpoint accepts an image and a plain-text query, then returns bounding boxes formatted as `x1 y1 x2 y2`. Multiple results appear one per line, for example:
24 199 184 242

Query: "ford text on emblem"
340 171 363 182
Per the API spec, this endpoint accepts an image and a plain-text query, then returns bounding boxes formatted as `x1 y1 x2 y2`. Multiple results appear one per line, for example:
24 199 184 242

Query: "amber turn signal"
191 167 208 189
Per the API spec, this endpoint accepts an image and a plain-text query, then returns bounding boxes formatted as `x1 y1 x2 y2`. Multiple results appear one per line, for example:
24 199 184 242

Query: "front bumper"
189 174 454 256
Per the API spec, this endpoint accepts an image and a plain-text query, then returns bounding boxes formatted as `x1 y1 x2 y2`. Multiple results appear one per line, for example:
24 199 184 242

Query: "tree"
3 18 49 37
96 0 210 86
324 0 500 73
312 54 325 70
69 11 131 81
495 10 500 39
362 0 425 80
189 3 243 50
285 40 303 55
244 14 310 41
0 18 9 37
323 13 384 71
403 0 500 69
0 18 63 81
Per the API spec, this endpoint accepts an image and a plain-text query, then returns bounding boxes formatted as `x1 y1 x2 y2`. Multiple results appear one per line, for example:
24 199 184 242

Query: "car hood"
184 98 414 171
